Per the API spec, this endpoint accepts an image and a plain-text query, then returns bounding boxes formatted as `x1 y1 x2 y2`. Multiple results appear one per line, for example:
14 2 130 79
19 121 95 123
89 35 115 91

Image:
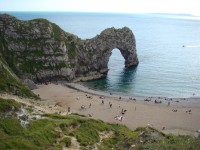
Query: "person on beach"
102 100 104 105
120 116 123 121
155 99 162 104
114 115 123 121
186 109 192 114
68 107 70 113
89 103 91 108
81 105 86 109
110 103 112 108
168 101 170 106
121 109 127 115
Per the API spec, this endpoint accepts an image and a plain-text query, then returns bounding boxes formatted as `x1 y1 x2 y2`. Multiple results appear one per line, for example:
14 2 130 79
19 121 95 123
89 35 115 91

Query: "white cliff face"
0 14 138 82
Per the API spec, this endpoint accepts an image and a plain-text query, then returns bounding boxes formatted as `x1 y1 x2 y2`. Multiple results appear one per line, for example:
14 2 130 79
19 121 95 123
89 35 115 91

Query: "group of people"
114 108 127 122
154 99 162 104
114 115 124 121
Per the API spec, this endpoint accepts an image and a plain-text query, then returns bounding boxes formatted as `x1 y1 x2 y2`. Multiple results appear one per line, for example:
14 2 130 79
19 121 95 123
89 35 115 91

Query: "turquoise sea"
2 12 200 98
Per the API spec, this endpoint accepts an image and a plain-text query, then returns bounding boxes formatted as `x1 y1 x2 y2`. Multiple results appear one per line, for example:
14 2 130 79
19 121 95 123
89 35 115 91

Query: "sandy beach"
30 82 200 136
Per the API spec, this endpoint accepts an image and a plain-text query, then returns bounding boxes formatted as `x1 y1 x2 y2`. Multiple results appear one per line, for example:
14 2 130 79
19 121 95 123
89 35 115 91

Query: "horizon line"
0 11 199 17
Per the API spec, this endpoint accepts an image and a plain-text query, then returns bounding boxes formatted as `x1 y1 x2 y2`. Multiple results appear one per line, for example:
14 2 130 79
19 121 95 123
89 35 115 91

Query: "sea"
1 11 200 98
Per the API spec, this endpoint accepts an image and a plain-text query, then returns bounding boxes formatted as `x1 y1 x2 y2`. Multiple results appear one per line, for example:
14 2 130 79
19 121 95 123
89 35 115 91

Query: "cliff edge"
0 14 138 82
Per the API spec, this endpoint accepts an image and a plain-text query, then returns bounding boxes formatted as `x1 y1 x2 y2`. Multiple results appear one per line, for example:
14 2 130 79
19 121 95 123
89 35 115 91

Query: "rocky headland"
0 14 138 83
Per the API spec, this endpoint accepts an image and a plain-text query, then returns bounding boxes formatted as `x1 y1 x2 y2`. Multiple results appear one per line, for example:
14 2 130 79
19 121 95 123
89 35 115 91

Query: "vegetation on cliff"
0 58 38 99
0 37 38 99
0 14 71 80
0 14 138 82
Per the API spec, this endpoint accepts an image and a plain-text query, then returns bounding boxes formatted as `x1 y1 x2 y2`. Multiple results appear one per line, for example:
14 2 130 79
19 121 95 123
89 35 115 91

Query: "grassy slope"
0 98 200 150
0 58 38 99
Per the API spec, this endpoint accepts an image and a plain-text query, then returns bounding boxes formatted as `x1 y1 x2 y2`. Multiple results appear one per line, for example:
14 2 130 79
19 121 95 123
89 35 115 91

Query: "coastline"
63 82 144 100
63 81 200 108
30 82 200 136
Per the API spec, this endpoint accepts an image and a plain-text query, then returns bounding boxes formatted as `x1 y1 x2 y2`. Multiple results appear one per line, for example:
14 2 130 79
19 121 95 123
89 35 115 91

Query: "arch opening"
105 48 138 89
108 48 125 73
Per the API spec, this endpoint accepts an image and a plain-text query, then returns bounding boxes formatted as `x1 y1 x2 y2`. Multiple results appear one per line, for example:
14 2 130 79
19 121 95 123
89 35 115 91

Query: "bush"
0 118 24 135
0 98 21 113
73 122 100 146
61 137 71 147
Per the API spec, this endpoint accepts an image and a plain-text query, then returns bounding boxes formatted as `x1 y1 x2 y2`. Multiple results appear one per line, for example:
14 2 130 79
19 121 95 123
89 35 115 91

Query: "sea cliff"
0 14 138 82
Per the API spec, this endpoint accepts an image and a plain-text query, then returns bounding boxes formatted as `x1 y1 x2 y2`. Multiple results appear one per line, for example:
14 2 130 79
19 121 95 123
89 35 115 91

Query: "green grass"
64 38 77 59
0 61 39 99
0 109 200 149
0 98 21 113
0 118 59 150
68 42 76 59
52 23 63 41
43 113 200 149
143 134 200 150
73 122 100 146
0 38 20 75
0 118 24 135
60 137 71 147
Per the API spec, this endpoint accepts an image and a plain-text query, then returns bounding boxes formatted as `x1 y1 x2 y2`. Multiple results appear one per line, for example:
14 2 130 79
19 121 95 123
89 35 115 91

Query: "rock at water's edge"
0 14 138 82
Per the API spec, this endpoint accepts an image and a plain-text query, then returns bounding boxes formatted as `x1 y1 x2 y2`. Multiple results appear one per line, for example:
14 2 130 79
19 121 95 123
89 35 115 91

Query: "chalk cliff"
0 14 138 82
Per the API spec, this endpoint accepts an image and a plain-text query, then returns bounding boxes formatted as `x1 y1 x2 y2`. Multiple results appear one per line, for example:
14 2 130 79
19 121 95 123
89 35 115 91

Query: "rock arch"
0 14 138 81
76 27 139 81
99 27 138 68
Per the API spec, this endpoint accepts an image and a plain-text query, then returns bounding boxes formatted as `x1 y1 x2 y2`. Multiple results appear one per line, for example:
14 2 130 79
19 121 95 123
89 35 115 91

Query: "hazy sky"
1 0 200 16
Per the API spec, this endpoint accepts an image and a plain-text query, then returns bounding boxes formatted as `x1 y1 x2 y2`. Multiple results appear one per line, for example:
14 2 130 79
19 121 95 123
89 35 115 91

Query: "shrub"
61 137 71 147
0 98 21 113
73 123 100 146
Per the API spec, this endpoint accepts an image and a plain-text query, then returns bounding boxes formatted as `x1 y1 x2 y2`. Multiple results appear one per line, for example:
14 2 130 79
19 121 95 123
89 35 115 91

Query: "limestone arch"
95 27 139 71
79 27 139 81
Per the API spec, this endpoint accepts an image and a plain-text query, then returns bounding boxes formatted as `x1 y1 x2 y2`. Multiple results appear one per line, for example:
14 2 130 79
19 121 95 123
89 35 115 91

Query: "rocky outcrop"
0 14 138 82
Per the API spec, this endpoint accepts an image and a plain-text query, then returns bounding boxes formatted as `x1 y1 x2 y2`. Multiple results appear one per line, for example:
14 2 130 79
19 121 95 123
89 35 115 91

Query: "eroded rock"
0 14 138 82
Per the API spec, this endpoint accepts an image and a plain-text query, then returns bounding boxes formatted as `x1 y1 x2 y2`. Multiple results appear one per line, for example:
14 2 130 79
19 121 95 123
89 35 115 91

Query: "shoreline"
63 82 144 100
63 81 200 108
78 81 200 100
30 82 200 136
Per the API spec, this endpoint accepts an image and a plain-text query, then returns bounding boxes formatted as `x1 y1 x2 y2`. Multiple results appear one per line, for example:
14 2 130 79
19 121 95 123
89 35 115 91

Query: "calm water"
2 12 200 98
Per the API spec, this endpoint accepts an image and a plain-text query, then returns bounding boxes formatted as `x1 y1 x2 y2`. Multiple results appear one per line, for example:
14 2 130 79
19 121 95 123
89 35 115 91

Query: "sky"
0 0 200 16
